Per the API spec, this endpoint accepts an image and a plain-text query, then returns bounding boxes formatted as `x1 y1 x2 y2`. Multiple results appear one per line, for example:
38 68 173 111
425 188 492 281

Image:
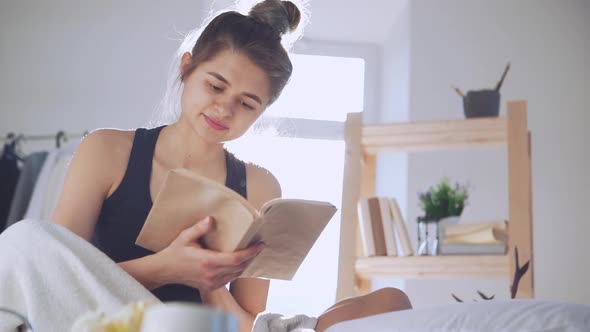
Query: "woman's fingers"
165 218 266 290
219 270 245 286
210 242 265 268
202 242 264 278
199 257 253 290
177 216 212 245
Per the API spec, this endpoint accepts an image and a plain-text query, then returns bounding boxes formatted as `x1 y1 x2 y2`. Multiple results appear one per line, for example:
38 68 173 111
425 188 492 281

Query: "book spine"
368 197 387 256
387 198 414 256
378 197 398 256
357 198 376 256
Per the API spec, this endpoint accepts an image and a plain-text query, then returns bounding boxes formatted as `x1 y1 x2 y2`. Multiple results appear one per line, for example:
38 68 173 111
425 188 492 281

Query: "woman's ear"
180 52 193 77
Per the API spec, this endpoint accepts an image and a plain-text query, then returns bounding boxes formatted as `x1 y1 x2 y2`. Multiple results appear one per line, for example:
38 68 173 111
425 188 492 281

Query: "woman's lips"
203 114 228 131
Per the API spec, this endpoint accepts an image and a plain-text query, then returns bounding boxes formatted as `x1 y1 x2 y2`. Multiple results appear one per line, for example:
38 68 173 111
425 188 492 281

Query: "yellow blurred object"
101 302 146 332
71 300 156 332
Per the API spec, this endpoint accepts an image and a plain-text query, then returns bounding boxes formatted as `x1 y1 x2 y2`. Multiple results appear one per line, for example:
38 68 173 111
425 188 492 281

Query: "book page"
240 199 337 280
136 169 257 252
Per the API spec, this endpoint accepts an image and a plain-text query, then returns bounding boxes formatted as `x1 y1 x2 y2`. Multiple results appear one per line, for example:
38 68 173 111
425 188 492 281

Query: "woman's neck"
157 120 226 173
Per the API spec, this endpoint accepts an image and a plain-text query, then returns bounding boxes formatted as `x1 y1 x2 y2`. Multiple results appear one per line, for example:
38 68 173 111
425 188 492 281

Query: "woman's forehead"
200 50 271 101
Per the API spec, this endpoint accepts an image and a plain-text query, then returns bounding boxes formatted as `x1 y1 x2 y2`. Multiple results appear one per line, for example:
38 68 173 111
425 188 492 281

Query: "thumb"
178 216 213 245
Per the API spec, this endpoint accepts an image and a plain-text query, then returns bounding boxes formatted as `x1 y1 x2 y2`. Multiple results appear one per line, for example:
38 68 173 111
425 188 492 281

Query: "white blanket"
0 219 157 332
325 299 590 332
0 219 324 332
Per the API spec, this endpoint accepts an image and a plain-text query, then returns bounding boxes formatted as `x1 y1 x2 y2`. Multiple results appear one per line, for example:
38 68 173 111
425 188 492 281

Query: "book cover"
367 197 387 256
387 198 414 256
135 168 337 280
377 197 397 256
356 198 376 256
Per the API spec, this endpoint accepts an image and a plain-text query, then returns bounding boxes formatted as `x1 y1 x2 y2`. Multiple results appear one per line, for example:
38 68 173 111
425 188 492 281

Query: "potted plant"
417 177 469 255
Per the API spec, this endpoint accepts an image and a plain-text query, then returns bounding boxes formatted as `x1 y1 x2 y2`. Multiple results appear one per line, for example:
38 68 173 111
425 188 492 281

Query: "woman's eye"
209 83 222 92
240 101 254 110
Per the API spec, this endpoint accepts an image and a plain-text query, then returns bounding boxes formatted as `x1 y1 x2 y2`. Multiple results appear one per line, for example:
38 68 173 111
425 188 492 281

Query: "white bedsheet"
325 299 590 332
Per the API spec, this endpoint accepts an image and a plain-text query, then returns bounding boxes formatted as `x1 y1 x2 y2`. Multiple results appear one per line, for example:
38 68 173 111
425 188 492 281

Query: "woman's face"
179 49 271 143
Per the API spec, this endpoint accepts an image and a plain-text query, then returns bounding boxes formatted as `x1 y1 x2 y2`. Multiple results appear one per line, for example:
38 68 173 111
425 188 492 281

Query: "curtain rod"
0 131 88 142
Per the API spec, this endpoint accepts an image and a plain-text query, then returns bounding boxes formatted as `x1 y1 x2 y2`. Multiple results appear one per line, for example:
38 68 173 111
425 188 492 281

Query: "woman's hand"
156 216 264 292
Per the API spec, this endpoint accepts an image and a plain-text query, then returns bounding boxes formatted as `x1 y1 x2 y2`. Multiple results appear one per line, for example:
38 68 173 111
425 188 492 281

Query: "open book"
135 168 337 280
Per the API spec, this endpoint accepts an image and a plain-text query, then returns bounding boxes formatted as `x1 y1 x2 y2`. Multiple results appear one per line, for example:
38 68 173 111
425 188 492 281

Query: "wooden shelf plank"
355 255 509 280
362 116 507 153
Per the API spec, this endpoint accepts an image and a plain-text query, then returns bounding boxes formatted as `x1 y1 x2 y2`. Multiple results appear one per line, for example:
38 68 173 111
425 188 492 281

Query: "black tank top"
92 126 247 303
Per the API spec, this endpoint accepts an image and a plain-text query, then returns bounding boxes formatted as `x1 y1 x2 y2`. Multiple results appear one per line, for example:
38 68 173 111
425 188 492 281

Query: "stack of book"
357 197 414 257
440 220 508 255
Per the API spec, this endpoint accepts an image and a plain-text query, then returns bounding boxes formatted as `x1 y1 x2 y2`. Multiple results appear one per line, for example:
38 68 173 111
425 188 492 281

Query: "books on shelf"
443 220 508 245
441 220 508 255
387 198 414 256
356 197 509 257
357 197 386 256
357 197 414 257
378 197 398 256
440 243 507 255
135 168 337 280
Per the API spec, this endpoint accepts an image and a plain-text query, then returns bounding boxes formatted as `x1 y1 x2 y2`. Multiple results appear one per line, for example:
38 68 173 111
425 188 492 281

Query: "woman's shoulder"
245 163 282 208
79 129 134 157
74 128 136 172
84 128 135 143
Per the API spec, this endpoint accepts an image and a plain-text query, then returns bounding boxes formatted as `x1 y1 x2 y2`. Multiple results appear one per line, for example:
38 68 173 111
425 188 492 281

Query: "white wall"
379 0 590 306
371 1 411 292
0 0 207 149
375 1 411 216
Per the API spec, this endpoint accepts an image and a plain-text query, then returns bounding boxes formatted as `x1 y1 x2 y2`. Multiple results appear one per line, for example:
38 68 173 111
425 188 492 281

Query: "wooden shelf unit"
356 255 510 280
335 101 534 301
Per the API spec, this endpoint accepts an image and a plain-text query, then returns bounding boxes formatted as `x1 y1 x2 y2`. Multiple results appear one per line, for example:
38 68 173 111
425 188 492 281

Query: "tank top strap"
224 149 247 199
122 126 165 205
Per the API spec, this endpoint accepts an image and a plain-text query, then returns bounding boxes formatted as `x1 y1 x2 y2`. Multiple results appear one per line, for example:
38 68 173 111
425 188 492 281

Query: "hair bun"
249 0 301 36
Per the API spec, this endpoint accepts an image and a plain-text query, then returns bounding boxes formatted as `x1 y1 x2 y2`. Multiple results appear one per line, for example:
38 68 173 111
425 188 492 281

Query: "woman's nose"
215 97 234 117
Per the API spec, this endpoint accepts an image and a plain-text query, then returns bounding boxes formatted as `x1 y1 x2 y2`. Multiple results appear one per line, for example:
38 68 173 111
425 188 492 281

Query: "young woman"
51 1 412 331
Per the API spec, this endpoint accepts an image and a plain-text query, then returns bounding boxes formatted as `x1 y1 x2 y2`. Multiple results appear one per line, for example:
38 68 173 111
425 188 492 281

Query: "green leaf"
418 177 469 221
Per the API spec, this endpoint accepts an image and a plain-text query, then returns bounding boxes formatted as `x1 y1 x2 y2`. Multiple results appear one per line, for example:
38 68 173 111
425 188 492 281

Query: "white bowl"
141 302 238 332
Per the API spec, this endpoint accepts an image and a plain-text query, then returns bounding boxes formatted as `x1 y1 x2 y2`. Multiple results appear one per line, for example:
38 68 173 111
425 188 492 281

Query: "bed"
326 299 590 332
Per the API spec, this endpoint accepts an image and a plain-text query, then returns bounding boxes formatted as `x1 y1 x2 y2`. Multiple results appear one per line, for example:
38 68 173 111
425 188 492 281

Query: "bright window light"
267 54 365 122
226 53 365 316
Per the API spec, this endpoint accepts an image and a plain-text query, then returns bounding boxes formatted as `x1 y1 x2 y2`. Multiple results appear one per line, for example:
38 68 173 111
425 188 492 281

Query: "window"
226 54 365 316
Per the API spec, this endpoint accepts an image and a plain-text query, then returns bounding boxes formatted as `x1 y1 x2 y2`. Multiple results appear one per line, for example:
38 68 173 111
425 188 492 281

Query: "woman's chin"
194 124 230 144
181 115 240 144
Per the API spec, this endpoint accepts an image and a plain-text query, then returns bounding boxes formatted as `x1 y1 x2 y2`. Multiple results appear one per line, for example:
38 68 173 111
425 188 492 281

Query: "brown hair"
180 0 301 106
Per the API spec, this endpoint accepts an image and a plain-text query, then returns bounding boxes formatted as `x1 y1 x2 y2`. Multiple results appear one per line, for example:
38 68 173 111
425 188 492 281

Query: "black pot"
463 89 500 118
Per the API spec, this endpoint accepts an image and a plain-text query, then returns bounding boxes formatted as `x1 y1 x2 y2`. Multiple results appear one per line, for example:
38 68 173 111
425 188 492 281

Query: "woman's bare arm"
51 130 174 289
52 129 129 240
